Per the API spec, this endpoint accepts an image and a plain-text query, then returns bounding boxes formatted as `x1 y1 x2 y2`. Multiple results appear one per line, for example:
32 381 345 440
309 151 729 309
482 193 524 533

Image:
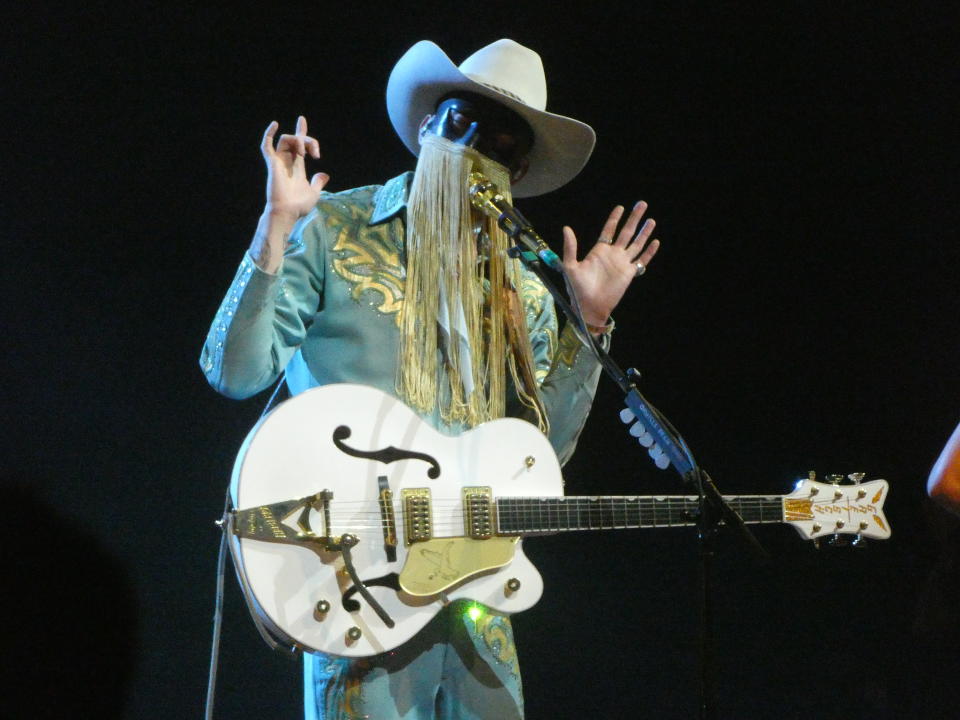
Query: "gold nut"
812 523 822 533
506 578 521 593
315 600 330 614
857 489 866 499
810 486 819 496
524 456 536 469
859 522 869 530
347 627 362 641
834 490 843 500
835 520 845 529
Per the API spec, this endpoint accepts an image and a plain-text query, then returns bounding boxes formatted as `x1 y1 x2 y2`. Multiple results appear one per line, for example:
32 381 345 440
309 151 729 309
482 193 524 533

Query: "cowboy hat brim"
386 40 596 198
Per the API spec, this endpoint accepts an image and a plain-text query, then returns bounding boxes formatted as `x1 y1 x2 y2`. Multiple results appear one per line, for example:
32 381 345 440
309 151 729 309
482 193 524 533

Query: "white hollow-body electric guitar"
228 383 891 658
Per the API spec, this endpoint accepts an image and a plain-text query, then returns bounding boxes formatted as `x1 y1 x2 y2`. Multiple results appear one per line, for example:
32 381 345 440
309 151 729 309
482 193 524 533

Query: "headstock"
782 472 891 542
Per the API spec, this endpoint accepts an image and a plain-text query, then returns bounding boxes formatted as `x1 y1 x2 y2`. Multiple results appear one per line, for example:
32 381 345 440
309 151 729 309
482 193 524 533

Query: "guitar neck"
496 495 785 534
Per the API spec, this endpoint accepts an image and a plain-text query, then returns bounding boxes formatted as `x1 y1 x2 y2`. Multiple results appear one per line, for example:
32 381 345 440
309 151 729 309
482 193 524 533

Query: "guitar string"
288 498 785 520
276 498 787 514
270 497 789 532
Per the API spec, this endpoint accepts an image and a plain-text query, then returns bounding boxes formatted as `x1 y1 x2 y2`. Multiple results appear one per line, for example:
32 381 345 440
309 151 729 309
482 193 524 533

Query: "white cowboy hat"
386 39 596 198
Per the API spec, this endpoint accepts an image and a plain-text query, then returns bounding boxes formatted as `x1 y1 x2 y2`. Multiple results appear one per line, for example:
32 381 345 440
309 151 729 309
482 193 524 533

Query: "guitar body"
230 383 562 658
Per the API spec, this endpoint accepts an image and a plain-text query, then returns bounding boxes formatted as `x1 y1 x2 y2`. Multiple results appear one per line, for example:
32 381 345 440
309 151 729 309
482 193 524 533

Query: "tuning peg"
828 474 844 485
619 408 635 424
808 471 816 481
847 472 865 485
827 533 850 548
851 534 868 548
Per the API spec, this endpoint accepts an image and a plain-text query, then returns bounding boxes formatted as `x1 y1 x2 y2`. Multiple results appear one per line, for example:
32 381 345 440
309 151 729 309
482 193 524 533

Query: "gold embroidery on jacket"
516 270 556 382
326 190 406 325
556 324 581 368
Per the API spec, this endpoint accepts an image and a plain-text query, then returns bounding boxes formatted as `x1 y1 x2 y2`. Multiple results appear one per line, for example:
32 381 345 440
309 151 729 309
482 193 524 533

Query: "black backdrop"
5 2 958 718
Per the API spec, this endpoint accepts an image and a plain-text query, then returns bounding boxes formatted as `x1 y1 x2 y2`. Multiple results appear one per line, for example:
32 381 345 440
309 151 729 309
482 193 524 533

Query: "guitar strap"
203 374 298 720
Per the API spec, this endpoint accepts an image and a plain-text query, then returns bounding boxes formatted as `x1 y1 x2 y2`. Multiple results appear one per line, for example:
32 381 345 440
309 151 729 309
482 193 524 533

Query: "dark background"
5 2 958 718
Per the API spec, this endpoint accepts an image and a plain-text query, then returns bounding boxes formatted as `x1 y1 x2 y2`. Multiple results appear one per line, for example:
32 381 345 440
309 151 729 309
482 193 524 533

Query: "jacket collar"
369 171 414 225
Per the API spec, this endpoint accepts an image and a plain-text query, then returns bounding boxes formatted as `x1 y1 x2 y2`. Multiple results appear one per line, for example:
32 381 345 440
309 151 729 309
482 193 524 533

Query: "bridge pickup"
463 487 495 539
401 488 432 544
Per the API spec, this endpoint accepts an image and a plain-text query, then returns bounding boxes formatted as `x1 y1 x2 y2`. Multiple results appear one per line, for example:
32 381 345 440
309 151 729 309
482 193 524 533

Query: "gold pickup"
402 488 432 543
463 486 494 539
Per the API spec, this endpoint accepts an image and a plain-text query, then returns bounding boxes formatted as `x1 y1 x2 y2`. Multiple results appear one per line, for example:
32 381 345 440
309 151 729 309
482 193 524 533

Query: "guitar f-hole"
332 425 442 479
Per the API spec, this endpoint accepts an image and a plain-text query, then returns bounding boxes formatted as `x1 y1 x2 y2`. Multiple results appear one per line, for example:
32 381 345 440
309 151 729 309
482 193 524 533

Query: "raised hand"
261 116 329 223
561 201 660 330
250 116 329 273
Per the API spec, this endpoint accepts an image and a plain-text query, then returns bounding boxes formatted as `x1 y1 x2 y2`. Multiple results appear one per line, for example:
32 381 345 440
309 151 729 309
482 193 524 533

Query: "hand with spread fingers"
561 201 661 333
251 116 329 273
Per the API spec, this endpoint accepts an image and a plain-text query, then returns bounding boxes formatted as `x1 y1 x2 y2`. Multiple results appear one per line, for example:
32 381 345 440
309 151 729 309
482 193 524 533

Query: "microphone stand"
471 176 769 720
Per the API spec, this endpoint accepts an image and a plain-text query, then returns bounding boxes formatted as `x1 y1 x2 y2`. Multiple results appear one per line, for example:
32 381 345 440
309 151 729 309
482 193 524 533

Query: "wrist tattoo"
251 231 289 271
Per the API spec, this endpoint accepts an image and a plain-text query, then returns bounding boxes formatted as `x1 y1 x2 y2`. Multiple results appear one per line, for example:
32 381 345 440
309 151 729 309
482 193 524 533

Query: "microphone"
467 171 562 271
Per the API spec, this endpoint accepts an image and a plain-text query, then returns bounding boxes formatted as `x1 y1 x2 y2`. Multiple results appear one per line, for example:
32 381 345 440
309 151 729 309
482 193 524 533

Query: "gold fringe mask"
397 134 548 432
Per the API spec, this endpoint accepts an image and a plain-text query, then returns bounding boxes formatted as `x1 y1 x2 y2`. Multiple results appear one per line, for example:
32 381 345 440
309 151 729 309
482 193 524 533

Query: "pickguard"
399 537 519 596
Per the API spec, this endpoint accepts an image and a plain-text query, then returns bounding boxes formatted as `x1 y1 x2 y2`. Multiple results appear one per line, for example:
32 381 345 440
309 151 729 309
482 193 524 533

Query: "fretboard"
495 495 784 534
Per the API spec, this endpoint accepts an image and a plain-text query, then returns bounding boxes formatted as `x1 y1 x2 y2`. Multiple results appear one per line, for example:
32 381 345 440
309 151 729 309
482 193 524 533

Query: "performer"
201 39 660 719
929 422 960 514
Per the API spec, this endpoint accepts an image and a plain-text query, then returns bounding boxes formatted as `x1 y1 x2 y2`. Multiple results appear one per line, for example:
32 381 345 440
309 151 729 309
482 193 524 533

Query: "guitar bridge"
378 475 397 561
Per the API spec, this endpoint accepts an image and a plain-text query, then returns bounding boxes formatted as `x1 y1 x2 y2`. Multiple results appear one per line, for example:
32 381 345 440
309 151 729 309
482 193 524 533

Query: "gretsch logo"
257 507 288 539
812 502 878 515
